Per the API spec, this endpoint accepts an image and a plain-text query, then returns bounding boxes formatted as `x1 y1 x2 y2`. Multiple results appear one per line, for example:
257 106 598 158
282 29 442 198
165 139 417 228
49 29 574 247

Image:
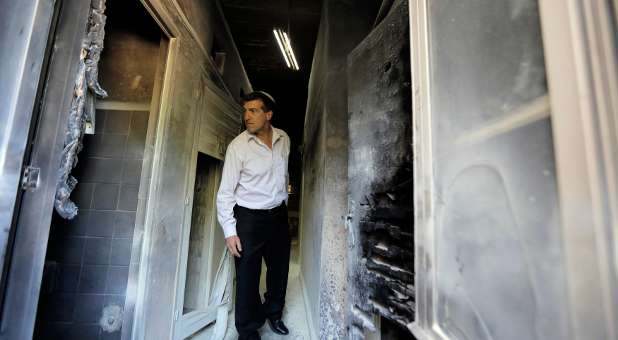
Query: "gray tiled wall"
35 109 148 340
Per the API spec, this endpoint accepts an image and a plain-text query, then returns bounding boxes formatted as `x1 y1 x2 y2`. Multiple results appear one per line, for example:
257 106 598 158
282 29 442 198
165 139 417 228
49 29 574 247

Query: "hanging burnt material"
54 0 108 219
347 0 414 337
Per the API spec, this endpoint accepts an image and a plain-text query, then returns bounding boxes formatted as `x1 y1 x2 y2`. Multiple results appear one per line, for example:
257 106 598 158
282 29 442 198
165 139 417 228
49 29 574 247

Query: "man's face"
243 99 272 134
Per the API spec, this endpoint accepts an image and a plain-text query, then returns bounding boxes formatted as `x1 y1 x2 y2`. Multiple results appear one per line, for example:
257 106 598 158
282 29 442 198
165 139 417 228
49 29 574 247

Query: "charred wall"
347 1 414 337
300 0 381 338
175 0 251 101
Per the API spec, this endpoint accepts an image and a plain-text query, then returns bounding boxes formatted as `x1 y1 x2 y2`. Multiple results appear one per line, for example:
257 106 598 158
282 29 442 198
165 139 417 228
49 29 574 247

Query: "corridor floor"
199 241 312 339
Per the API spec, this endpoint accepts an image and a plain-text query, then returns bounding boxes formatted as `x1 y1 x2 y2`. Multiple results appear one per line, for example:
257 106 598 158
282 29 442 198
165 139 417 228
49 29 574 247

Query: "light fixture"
273 28 299 71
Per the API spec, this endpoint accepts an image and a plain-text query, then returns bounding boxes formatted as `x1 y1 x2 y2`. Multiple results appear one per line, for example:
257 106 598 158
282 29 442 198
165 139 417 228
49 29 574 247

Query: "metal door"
0 0 92 338
411 0 563 339
0 0 59 302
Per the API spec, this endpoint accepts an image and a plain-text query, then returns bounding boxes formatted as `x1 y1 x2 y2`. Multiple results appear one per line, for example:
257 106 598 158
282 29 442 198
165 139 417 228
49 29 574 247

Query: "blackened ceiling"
220 0 321 73
220 0 322 193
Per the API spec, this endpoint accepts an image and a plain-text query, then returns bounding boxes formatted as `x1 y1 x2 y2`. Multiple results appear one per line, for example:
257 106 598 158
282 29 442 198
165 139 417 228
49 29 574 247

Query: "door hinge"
21 166 40 191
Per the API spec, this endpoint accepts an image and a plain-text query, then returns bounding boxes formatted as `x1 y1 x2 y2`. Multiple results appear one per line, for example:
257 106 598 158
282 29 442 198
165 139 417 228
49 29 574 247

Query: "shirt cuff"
223 224 237 238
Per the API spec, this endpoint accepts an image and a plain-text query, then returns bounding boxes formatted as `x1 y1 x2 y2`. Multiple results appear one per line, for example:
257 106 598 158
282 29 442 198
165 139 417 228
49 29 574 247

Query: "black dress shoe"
267 318 289 335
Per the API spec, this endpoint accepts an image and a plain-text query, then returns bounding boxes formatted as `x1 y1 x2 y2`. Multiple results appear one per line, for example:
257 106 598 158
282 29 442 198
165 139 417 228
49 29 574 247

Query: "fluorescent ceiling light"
273 29 291 68
282 31 299 70
273 28 299 71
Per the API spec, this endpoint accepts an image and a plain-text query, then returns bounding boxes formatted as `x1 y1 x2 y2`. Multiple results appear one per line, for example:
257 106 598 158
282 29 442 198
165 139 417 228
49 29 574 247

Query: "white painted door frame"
538 0 618 338
173 142 226 340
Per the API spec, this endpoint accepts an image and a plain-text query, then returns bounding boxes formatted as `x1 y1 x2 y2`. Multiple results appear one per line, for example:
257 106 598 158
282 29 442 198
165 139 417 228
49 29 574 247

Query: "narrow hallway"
14 0 414 338
7 0 616 339
216 1 322 338
219 242 311 340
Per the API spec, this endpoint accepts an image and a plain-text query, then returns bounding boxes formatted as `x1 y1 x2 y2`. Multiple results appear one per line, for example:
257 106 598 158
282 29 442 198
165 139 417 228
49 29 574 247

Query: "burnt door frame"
173 148 225 340
121 35 173 340
128 1 243 339
0 0 92 339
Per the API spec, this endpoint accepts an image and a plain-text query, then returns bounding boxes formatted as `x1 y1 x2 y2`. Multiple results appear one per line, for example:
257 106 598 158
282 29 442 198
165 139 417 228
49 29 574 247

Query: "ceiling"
220 0 322 73
220 0 323 191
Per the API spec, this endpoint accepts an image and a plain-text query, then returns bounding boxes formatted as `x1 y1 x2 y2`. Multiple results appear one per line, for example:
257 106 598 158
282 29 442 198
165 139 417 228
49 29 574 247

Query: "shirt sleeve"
217 142 242 238
285 136 290 205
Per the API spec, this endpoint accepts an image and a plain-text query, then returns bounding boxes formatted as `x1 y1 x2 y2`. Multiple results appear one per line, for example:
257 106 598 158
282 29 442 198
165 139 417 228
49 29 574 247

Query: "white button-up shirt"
216 127 290 238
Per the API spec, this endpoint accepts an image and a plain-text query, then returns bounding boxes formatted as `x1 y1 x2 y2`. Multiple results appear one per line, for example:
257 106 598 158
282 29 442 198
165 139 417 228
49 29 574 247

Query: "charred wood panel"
347 0 414 337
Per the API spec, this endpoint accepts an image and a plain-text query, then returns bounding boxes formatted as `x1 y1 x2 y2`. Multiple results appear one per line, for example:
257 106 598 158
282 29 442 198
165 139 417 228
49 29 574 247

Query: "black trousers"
233 203 291 339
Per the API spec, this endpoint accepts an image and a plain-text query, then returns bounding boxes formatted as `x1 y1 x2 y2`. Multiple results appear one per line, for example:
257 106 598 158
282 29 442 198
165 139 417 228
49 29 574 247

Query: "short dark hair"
242 91 277 113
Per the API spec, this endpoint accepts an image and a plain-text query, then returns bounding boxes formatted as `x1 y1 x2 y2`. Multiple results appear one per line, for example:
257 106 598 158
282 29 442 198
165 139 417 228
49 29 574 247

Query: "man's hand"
226 235 243 257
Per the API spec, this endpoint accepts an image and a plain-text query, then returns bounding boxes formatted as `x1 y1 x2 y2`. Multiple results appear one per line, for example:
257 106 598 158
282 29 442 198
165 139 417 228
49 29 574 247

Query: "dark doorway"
33 1 166 339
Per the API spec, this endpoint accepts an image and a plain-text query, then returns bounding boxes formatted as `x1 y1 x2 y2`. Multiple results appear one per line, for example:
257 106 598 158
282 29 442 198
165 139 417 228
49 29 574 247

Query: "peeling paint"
352 305 377 331
54 0 108 219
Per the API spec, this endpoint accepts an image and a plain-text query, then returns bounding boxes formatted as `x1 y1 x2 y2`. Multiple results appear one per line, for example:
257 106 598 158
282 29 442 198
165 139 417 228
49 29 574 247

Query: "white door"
410 0 618 339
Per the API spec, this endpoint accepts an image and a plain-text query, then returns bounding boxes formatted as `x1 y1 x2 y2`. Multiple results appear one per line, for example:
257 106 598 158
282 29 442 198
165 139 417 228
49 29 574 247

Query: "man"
216 91 291 340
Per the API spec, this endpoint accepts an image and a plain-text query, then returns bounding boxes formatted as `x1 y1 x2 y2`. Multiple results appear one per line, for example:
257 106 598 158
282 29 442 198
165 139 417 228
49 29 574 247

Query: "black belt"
237 202 286 214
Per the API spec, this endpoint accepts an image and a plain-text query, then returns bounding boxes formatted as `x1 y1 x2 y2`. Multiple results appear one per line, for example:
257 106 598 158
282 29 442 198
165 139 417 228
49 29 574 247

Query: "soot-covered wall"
300 0 381 338
347 0 414 337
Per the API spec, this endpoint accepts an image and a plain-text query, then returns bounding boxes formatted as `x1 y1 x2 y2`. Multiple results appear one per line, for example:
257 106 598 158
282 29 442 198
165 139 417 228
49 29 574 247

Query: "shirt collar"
246 126 282 144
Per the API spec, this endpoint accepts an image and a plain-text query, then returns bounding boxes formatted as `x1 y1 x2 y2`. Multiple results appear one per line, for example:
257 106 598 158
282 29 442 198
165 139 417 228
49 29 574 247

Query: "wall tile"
104 294 126 307
39 322 71 340
117 185 138 211
92 184 120 210
48 294 76 322
121 159 142 185
110 239 132 266
67 324 101 340
54 237 85 265
129 111 149 138
125 133 146 159
78 265 108 294
95 109 107 134
84 134 127 158
84 238 112 265
113 212 135 239
87 211 115 238
52 211 89 238
101 329 121 340
71 182 95 209
73 294 105 323
106 266 129 294
80 158 123 183
55 265 81 293
104 110 131 135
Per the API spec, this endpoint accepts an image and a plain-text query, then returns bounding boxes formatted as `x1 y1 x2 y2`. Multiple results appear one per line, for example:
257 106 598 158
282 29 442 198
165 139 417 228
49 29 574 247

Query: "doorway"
174 152 228 339
32 1 168 339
